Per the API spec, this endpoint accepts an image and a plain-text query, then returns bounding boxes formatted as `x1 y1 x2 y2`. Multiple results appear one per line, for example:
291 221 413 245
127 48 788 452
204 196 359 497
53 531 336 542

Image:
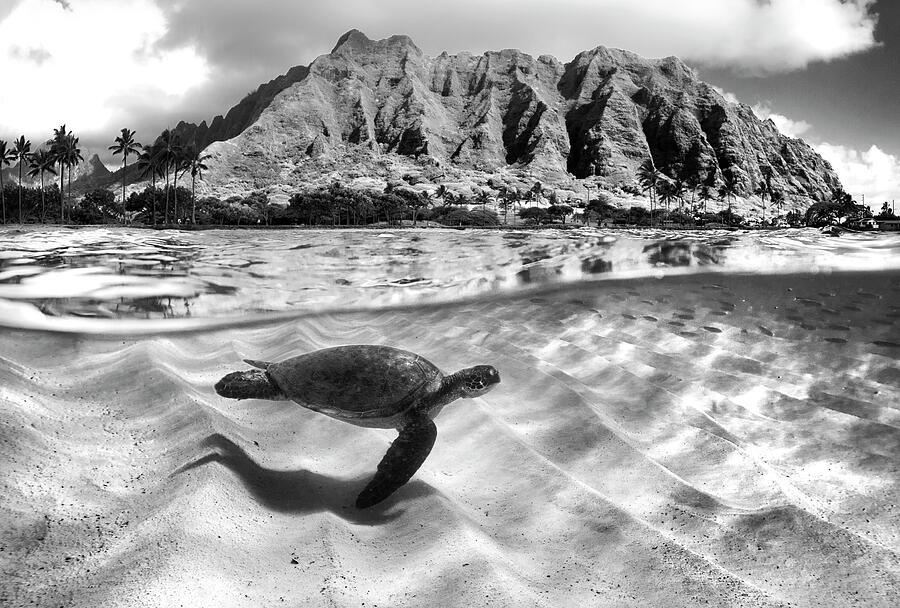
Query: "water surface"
2 227 899 607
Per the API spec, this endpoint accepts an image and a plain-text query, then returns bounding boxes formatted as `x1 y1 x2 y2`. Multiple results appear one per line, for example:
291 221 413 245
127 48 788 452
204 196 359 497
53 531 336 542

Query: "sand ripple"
2 270 899 607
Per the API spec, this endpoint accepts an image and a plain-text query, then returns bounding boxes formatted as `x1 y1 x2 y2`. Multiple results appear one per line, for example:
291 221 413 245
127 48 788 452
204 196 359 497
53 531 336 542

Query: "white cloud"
747 102 899 204
711 86 741 105
814 143 900 206
0 0 882 164
151 0 879 78
324 0 879 74
0 0 208 145
751 104 812 138
590 0 877 73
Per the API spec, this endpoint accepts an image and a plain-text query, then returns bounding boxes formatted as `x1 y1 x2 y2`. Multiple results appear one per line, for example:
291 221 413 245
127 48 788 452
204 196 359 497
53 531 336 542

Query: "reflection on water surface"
1 226 898 327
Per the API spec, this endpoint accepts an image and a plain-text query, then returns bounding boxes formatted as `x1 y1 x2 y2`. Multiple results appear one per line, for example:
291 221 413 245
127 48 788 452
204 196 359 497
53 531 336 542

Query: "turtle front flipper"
243 359 272 370
356 417 437 509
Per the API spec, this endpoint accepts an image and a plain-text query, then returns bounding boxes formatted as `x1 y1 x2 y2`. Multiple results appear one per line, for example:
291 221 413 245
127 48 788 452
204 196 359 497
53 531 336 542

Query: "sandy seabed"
1 270 899 607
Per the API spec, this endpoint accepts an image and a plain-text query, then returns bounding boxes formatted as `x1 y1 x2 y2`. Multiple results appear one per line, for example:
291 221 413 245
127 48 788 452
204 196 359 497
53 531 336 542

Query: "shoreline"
1 221 826 233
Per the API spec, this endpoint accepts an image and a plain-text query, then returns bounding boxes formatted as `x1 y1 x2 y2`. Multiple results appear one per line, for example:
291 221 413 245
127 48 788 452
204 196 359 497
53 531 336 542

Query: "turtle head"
453 365 501 398
215 370 284 400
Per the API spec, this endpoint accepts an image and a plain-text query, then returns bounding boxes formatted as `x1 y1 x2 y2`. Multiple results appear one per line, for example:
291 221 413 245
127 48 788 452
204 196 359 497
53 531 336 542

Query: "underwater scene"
1 226 899 607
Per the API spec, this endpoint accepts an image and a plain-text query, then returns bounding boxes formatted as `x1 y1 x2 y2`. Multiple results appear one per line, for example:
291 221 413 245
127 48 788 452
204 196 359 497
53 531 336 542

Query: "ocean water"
1 226 899 607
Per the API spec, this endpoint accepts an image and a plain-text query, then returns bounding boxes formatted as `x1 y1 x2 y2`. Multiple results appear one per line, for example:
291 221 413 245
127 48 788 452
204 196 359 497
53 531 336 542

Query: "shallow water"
2 226 900 607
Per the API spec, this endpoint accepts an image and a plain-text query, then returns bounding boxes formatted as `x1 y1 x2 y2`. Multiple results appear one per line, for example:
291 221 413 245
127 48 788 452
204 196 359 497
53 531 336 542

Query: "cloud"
814 143 900 206
746 102 898 204
710 86 741 106
710 91 814 140
0 1 23 21
152 0 880 75
139 0 880 164
0 0 883 167
752 104 812 138
8 45 51 65
0 0 208 154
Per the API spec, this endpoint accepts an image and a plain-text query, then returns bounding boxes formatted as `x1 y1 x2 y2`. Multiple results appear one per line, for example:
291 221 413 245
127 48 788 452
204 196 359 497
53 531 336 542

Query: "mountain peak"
171 32 842 207
331 29 373 54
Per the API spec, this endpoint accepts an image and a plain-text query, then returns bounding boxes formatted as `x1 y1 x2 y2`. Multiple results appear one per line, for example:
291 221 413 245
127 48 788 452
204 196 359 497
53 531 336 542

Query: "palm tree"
0 140 16 223
47 124 69 223
506 187 523 225
697 185 714 215
181 145 210 224
13 136 31 223
27 149 57 223
583 181 595 226
684 172 701 213
135 145 161 225
172 146 188 223
671 176 687 212
637 158 662 224
109 128 142 223
157 129 181 223
529 181 543 205
771 189 786 217
475 189 491 214
755 165 774 223
718 168 740 214
435 184 451 207
62 134 83 208
657 180 680 215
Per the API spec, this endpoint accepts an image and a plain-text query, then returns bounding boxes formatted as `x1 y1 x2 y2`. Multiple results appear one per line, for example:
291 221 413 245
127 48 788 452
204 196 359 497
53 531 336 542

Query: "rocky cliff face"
172 65 310 151
196 30 841 207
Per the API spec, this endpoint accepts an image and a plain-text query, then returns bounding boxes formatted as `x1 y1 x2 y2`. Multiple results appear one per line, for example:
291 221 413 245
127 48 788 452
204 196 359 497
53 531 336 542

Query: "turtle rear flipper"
356 417 437 508
243 359 272 370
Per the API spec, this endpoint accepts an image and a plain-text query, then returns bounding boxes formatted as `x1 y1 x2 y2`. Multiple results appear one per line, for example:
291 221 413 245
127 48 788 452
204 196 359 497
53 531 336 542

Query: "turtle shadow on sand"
171 433 436 525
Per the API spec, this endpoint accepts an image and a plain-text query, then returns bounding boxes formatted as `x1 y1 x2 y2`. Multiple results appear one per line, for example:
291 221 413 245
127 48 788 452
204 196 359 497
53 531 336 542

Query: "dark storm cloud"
53 0 72 10
153 0 330 73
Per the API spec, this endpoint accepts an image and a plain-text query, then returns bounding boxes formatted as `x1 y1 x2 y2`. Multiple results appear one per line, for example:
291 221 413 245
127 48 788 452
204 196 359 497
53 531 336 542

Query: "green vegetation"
0 140 14 223
13 135 31 223
109 128 142 223
637 158 662 218
803 189 873 227
754 165 775 222
0 125 890 230
27 148 57 223
876 202 897 220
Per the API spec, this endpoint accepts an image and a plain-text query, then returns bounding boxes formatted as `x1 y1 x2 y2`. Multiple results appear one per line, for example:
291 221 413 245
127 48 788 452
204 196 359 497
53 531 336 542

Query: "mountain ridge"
189 29 840 210
10 31 840 214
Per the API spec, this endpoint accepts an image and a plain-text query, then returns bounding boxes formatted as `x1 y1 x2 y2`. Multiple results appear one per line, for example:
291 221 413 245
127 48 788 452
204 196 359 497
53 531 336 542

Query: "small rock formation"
70 154 114 190
177 30 843 207
2 153 112 192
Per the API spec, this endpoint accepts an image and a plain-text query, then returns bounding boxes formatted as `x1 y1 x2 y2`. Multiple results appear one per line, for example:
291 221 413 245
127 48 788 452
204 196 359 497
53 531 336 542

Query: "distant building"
847 217 878 230
877 219 900 231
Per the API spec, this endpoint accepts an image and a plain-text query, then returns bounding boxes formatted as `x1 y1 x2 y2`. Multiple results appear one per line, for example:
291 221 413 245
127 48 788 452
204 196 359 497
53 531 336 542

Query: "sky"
0 0 897 204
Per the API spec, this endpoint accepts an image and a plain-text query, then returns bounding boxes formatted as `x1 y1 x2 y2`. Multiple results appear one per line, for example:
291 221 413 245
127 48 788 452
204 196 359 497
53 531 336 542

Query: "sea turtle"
214 345 500 508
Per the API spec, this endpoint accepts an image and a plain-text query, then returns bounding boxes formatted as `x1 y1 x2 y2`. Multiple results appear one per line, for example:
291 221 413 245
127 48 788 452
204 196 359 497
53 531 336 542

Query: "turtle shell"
265 345 443 420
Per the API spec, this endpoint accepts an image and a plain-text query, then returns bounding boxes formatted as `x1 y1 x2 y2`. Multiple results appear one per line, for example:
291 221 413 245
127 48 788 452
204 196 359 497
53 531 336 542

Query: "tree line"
634 157 789 224
0 126 209 225
1 125 888 228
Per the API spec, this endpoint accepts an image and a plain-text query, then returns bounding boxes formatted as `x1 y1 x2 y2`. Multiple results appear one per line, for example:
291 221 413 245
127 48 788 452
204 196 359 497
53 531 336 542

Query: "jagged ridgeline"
171 29 841 203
